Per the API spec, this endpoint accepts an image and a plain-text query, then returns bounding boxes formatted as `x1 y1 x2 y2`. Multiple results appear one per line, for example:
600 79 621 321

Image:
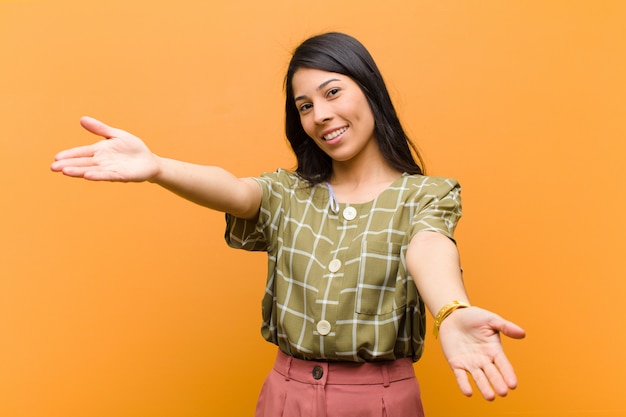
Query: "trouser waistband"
272 350 415 387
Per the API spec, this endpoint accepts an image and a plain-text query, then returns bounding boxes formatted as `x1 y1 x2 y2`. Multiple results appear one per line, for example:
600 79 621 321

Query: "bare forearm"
407 231 469 316
408 232 526 400
150 156 261 219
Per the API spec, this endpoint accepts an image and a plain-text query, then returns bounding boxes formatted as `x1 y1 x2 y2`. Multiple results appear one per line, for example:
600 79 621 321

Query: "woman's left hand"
438 307 526 400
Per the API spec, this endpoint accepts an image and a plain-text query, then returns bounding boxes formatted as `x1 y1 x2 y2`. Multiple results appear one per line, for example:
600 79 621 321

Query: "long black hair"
285 32 425 185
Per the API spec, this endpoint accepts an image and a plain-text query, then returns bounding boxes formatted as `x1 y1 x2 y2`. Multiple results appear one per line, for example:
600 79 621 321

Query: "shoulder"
254 169 305 194
255 169 322 204
401 174 461 197
257 169 305 187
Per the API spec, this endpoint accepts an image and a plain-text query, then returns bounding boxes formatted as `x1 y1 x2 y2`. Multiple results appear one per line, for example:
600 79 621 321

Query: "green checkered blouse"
226 169 461 362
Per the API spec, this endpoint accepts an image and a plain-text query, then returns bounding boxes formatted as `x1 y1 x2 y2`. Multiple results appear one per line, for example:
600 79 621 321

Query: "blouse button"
343 206 357 221
328 259 342 272
317 320 331 335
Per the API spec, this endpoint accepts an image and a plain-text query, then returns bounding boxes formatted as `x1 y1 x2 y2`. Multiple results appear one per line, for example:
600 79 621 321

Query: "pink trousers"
255 350 425 417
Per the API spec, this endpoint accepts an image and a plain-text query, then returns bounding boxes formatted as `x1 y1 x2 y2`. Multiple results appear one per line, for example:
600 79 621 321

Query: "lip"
321 126 348 141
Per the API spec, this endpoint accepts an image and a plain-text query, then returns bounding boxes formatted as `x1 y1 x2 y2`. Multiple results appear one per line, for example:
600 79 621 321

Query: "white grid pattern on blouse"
226 169 461 362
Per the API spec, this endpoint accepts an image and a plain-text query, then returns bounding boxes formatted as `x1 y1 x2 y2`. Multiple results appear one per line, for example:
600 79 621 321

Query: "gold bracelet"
433 300 471 338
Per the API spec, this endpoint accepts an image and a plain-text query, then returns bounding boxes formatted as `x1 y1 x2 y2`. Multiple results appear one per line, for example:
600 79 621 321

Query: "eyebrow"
294 78 341 102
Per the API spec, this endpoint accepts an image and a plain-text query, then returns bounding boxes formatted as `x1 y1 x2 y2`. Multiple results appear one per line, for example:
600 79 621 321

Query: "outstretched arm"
407 231 526 400
51 117 262 220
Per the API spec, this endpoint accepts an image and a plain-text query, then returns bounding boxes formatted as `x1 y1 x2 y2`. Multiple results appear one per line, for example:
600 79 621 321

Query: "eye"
326 88 340 98
298 102 313 113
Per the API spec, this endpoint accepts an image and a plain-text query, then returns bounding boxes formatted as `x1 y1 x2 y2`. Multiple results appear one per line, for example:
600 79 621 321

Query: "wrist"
147 154 165 184
433 300 471 338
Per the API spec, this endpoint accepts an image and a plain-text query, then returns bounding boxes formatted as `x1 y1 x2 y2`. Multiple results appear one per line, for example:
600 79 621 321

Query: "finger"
453 369 474 397
493 318 526 340
469 368 496 401
483 362 509 397
51 157 97 173
503 322 526 339
79 116 118 139
494 352 519 389
59 165 124 181
58 165 97 178
53 144 98 162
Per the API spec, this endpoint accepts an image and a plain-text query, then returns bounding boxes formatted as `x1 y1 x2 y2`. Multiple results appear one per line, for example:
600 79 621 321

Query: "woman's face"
291 68 378 166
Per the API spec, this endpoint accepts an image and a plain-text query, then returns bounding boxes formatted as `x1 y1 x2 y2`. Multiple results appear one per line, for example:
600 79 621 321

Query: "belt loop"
382 364 390 387
285 356 292 381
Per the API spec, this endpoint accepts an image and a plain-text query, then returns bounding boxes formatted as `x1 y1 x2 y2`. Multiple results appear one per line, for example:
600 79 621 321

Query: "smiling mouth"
323 127 348 141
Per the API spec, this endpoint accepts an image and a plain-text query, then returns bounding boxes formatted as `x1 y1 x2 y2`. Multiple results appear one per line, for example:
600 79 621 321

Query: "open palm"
438 306 526 400
51 116 159 182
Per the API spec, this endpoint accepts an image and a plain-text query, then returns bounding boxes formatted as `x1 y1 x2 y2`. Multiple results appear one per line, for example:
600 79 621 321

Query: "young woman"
51 32 525 417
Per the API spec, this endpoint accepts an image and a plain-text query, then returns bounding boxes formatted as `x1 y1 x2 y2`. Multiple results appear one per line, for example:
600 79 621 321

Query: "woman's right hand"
51 116 160 182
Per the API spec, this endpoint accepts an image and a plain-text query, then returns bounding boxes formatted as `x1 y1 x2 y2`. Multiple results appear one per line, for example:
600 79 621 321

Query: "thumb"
495 318 526 340
79 116 118 139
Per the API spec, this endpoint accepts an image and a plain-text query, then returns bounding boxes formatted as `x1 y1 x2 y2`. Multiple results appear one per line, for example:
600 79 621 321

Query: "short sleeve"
224 169 295 252
409 177 462 242
225 209 268 251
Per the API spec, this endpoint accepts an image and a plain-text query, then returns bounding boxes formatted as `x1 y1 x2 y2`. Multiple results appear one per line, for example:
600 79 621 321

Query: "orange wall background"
1 1 625 416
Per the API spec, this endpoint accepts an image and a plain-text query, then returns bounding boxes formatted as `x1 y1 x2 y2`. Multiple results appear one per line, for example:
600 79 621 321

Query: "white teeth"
323 127 348 141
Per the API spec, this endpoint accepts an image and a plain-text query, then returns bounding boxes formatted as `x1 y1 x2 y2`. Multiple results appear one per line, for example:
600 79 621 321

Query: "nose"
313 101 333 124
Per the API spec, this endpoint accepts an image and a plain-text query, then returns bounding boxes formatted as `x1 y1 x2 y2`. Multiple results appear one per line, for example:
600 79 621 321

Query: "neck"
329 160 402 204
331 161 400 186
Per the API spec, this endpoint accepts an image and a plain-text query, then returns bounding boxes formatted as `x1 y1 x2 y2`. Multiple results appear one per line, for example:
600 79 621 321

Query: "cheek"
362 102 376 132
366 112 376 132
355 105 375 133
299 116 315 138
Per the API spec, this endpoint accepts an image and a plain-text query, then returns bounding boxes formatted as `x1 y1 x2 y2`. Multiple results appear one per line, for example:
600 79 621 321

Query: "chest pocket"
356 240 406 315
